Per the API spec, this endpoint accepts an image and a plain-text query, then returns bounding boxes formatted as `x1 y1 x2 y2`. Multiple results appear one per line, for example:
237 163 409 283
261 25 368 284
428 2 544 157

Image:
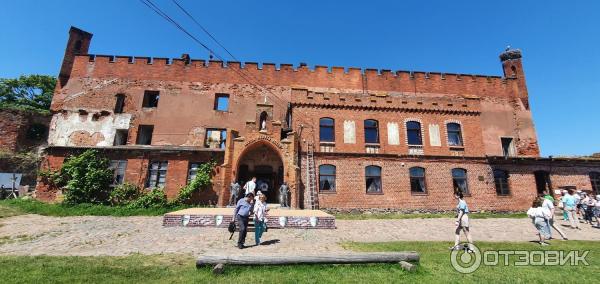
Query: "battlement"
87 53 505 80
73 53 522 99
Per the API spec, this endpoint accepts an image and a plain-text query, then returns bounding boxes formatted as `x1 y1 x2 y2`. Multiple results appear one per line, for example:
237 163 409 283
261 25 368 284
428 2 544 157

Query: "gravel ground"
0 214 598 256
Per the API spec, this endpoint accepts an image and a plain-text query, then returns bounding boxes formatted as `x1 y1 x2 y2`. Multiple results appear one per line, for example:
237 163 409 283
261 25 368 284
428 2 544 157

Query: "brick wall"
0 109 50 152
302 154 600 212
35 147 224 203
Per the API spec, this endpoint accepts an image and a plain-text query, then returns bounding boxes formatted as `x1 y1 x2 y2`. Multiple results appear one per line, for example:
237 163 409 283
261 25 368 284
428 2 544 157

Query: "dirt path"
1 214 598 256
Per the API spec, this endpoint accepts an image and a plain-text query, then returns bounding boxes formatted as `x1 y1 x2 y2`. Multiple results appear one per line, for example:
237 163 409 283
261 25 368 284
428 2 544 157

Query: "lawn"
0 241 597 283
334 211 527 220
0 198 189 217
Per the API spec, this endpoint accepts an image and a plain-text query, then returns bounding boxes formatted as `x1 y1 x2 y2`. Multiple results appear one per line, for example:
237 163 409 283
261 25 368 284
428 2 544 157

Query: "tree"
0 75 56 114
60 150 114 204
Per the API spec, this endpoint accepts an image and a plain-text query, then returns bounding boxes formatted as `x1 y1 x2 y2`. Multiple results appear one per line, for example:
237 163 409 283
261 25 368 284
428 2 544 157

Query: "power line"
171 0 239 62
139 0 314 132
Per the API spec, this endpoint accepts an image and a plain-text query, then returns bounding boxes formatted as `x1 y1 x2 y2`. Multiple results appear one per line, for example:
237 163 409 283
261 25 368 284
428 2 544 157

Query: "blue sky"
1 0 598 156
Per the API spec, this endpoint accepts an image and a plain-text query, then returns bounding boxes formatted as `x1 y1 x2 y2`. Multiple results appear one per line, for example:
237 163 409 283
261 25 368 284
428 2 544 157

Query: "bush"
60 150 113 205
174 161 216 204
127 188 168 209
109 183 141 206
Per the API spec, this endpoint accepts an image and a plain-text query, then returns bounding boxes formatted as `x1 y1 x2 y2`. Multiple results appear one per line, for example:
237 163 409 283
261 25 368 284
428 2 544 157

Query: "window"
447 123 463 146
188 162 202 183
407 121 422 145
136 125 154 145
205 129 227 149
501 137 516 157
147 161 168 188
114 94 125 113
142 90 159 108
452 168 469 194
410 167 427 193
214 93 229 111
364 119 379 144
319 164 336 191
494 169 510 195
365 165 382 193
319 118 335 142
109 160 127 186
534 170 551 194
113 129 128 146
26 123 47 141
590 172 600 194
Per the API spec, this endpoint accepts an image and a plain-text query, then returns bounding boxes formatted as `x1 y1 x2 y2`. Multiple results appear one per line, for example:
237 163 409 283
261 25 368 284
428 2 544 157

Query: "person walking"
563 189 580 229
233 193 255 249
583 193 596 225
450 191 474 252
229 180 241 206
527 197 552 246
558 190 568 221
253 193 269 246
244 177 257 196
542 194 568 240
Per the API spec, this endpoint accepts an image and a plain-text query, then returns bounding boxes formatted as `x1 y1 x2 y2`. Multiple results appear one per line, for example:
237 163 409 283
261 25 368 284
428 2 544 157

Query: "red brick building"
36 27 600 211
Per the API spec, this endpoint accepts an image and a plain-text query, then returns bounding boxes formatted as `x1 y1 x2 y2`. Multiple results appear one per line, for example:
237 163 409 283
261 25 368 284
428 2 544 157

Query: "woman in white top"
253 194 269 245
527 197 552 246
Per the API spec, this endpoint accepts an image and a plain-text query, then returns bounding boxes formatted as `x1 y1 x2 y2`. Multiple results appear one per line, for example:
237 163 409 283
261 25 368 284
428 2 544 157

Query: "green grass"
0 241 597 283
344 240 600 283
0 199 190 217
335 212 527 220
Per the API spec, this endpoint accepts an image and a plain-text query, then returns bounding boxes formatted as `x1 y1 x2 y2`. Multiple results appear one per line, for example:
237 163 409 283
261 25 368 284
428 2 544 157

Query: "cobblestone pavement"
1 214 599 256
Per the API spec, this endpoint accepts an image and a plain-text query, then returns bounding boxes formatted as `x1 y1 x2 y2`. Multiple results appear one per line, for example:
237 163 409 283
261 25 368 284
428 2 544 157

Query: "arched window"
493 169 510 195
406 121 422 145
364 119 379 143
319 118 335 142
447 123 463 146
365 165 382 193
590 172 600 194
409 167 426 193
452 168 469 194
319 164 336 191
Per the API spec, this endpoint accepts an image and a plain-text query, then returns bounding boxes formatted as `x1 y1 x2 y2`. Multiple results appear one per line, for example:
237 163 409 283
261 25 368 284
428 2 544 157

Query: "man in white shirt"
542 197 568 240
244 177 257 196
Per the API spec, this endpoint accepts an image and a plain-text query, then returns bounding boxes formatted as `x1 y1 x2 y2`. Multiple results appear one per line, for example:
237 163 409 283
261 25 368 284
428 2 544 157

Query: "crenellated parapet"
68 53 520 99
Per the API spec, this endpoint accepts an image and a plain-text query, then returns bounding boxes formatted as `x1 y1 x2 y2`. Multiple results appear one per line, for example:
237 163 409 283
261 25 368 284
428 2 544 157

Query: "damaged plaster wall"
48 110 132 147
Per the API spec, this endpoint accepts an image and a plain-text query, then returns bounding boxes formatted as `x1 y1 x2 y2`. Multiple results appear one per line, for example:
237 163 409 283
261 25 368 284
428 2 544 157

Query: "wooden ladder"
306 143 319 209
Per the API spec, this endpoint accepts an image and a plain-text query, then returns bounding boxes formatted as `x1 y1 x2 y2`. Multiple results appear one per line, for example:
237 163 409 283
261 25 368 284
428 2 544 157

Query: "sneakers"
449 245 460 251
540 242 550 246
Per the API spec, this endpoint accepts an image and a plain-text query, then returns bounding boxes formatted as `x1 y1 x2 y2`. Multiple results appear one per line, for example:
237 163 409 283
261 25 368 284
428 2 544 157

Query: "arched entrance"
236 142 284 204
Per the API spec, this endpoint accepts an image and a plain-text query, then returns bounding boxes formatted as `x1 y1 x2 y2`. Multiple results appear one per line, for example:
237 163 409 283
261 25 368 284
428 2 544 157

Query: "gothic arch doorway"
236 142 284 204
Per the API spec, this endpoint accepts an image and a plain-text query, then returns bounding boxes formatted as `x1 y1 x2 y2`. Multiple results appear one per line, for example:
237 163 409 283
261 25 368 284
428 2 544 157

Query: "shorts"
458 215 470 228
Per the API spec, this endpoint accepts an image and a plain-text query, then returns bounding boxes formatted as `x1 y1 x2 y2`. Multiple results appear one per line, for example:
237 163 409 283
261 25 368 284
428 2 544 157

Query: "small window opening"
114 129 129 146
142 91 159 108
501 137 516 158
136 125 154 145
114 94 125 113
205 129 227 149
214 93 229 111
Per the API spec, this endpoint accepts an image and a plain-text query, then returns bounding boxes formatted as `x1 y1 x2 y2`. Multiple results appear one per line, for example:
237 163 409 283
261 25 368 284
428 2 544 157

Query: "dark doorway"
237 143 284 204
534 170 551 194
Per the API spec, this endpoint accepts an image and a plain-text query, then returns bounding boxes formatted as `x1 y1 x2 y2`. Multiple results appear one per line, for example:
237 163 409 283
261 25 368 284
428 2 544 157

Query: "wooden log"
197 252 419 267
399 261 416 272
212 263 225 274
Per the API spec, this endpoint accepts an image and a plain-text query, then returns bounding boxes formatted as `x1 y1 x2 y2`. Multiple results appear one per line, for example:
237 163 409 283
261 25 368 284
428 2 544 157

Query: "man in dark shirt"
233 193 254 249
